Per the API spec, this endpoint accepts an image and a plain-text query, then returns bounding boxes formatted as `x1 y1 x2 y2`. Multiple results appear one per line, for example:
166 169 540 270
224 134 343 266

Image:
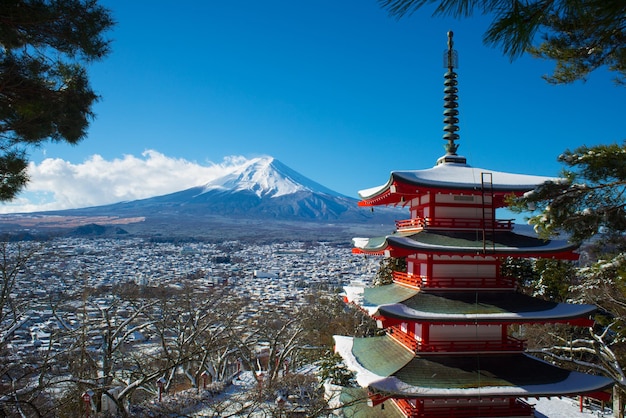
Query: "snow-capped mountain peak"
200 156 341 198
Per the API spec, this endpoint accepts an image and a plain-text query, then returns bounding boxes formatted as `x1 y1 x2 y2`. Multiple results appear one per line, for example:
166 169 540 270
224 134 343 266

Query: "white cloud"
0 150 252 214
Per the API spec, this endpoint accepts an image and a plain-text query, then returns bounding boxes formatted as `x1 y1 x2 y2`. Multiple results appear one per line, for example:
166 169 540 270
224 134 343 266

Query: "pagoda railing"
387 326 418 351
416 336 526 353
387 325 526 353
392 271 424 288
393 398 534 418
392 271 516 289
395 217 513 232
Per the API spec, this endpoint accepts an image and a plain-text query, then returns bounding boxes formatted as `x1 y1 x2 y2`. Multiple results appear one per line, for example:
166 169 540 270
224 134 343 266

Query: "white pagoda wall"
406 254 498 279
410 193 495 220
428 324 502 341
433 205 492 219
434 194 490 205
432 263 496 278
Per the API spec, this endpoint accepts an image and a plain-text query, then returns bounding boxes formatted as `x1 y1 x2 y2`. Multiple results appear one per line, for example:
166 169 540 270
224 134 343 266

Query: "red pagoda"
333 32 613 418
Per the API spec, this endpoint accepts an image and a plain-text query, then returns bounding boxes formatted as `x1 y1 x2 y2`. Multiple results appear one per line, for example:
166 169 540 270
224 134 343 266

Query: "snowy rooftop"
344 284 597 322
359 162 561 200
353 230 578 258
334 335 613 398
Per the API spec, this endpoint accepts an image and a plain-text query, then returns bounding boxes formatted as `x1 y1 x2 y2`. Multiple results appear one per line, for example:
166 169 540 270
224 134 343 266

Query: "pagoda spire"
437 31 466 165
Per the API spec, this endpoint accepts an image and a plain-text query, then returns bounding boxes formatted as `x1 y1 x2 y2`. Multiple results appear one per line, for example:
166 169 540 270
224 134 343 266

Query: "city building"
334 32 613 418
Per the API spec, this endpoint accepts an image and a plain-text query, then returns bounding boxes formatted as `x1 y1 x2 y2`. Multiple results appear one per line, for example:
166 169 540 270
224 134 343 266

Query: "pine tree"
0 0 114 200
511 142 626 416
374 256 406 286
379 0 626 84
511 141 626 245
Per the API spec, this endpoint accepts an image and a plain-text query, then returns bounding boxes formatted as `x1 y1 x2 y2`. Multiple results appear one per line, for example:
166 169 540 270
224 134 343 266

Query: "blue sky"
1 0 623 213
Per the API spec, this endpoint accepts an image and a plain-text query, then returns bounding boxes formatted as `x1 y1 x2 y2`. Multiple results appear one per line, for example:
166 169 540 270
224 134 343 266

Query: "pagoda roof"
353 229 578 259
344 284 597 323
335 386 405 418
335 335 613 398
358 162 560 206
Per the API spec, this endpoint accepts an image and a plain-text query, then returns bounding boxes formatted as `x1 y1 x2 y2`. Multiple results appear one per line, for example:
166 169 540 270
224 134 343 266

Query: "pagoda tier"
335 334 612 418
352 229 579 259
344 285 597 326
357 162 560 208
335 335 611 399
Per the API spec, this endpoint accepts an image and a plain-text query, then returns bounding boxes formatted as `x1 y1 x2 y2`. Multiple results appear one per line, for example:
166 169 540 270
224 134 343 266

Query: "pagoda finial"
437 31 466 165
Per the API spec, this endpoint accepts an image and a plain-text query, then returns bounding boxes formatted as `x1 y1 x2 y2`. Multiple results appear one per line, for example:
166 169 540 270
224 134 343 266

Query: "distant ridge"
0 157 401 240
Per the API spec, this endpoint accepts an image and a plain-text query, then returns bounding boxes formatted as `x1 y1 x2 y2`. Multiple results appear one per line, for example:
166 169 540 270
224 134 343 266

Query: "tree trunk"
614 385 624 418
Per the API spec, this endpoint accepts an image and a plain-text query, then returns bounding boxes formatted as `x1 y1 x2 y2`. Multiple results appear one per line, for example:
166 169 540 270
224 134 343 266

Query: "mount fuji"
1 157 400 240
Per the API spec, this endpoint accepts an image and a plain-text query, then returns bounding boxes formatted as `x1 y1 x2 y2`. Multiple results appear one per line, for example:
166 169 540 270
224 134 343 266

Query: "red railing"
392 271 516 290
395 217 513 232
387 327 526 353
388 325 418 351
423 276 516 289
394 398 534 418
392 271 424 288
416 336 526 353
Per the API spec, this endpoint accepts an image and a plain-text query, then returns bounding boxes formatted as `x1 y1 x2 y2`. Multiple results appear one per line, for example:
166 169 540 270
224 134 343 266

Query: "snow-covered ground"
147 372 614 417
533 396 612 417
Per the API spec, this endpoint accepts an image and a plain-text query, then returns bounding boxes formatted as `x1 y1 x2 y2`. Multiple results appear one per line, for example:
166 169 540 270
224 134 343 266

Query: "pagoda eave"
357 182 525 208
352 232 580 260
353 246 579 260
335 335 613 400
367 374 614 400
352 240 579 260
358 166 561 207
374 308 597 325
347 286 598 324
376 314 595 328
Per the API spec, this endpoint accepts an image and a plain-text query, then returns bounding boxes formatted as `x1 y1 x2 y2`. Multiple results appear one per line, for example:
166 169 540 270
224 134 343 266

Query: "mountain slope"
40 156 400 225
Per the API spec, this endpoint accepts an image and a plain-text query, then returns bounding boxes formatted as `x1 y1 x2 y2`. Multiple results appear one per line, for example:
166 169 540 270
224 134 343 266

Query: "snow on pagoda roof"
345 284 597 323
344 284 419 316
374 289 597 322
353 230 578 258
358 162 561 200
334 335 613 398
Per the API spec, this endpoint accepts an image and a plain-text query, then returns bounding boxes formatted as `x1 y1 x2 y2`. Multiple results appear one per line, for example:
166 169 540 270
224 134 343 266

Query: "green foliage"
317 351 357 387
501 256 538 291
509 141 626 245
379 0 626 84
0 0 114 201
374 256 406 286
528 1 626 85
533 258 576 302
502 257 575 302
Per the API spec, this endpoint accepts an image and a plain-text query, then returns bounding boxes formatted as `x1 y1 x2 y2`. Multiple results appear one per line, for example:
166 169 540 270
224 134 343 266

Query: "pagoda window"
406 262 415 276
414 323 422 341
401 322 408 333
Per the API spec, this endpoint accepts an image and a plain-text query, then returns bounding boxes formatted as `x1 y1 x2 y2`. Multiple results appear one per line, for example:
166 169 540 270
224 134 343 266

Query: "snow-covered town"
3 236 379 349
0 237 385 416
